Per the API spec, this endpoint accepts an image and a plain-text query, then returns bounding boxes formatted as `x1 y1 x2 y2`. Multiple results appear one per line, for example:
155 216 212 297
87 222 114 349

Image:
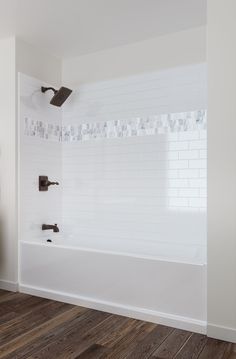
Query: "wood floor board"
222 344 235 359
0 294 48 316
151 328 192 358
31 313 118 359
75 344 108 359
96 317 141 348
79 314 130 348
198 338 233 359
0 301 72 346
174 333 208 359
125 324 174 359
1 307 87 359
101 320 157 359
28 310 110 359
0 312 18 325
0 291 233 359
56 315 141 359
0 291 13 299
0 307 86 359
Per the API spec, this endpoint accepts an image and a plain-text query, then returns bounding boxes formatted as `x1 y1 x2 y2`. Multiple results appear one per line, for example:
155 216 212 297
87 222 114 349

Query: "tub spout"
42 224 59 233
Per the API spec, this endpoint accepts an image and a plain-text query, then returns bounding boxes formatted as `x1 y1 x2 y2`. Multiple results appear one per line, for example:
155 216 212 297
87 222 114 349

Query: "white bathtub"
19 238 206 333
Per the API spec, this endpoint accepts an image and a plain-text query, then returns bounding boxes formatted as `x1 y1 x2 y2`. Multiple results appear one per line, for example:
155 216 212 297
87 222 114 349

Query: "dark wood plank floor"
0 290 233 359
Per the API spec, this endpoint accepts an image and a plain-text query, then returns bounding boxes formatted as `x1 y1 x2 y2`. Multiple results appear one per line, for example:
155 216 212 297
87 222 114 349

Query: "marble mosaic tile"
24 117 62 141
24 110 207 142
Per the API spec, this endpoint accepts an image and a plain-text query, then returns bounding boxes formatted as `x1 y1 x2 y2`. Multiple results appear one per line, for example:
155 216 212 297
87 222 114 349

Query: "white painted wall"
208 0 236 343
0 37 62 289
62 27 206 86
0 37 18 289
16 39 61 87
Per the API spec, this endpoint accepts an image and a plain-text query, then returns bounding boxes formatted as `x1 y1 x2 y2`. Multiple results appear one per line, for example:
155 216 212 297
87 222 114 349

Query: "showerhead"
41 86 72 107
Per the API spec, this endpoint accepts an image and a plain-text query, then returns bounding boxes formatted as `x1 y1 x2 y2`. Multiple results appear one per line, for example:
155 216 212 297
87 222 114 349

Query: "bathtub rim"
20 239 206 266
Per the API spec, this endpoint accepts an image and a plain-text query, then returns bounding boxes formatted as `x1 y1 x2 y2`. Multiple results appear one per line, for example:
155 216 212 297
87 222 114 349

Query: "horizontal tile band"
24 109 207 142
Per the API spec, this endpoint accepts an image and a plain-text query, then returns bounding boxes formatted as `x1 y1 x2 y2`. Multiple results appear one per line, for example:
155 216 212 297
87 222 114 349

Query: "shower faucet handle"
47 180 59 186
39 176 59 191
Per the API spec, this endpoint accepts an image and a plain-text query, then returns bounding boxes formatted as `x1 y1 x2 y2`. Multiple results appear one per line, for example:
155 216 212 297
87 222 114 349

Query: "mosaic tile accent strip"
24 110 207 142
24 117 62 141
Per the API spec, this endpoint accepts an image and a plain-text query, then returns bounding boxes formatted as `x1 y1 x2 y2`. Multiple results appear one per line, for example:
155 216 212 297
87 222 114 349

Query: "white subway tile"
168 189 179 197
168 179 189 188
168 198 189 207
179 150 199 160
179 188 199 198
167 151 179 160
167 170 179 179
168 141 188 151
200 188 207 198
199 169 207 178
189 140 207 150
189 179 207 188
189 159 207 169
189 198 207 208
199 130 207 139
169 160 188 169
167 133 178 141
199 150 207 159
178 169 199 178
178 131 199 141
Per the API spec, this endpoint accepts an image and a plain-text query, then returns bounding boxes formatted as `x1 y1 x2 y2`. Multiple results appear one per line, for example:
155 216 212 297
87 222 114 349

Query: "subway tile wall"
61 64 207 258
20 64 207 260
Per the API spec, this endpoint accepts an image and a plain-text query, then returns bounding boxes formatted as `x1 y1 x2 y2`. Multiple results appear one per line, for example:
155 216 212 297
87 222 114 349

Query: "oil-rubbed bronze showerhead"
41 86 72 107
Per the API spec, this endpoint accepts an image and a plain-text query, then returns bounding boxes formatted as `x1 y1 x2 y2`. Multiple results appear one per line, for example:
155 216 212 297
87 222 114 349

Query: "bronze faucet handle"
39 176 59 191
47 181 59 186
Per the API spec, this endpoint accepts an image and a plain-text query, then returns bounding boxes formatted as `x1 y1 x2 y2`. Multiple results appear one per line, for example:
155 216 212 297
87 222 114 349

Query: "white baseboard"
0 280 18 292
19 284 206 334
208 324 236 344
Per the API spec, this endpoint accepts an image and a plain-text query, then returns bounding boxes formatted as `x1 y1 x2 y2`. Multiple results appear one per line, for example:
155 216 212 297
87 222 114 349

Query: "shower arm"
41 87 58 95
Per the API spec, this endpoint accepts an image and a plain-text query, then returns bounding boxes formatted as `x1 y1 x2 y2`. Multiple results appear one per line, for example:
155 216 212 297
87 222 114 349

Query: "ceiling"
0 0 206 59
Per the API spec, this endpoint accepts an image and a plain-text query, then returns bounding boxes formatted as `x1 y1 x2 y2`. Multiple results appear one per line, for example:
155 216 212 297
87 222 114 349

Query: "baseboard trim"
19 284 206 334
208 324 236 343
0 280 18 292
